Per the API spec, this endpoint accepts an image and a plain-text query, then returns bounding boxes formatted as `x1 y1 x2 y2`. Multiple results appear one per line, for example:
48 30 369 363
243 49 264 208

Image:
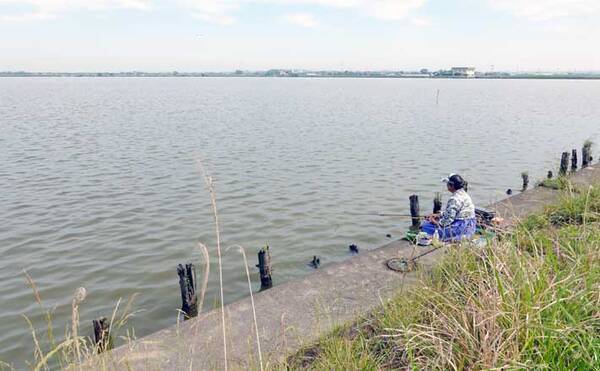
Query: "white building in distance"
451 67 476 77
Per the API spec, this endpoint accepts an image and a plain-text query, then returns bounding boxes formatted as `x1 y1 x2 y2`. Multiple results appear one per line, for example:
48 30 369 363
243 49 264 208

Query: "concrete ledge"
95 166 599 370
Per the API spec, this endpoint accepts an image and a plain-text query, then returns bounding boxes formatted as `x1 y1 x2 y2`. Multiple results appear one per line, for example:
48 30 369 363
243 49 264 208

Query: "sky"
0 0 599 72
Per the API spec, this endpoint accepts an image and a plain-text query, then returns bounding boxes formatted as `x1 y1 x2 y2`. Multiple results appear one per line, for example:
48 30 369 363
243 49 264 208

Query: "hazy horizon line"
3 68 600 74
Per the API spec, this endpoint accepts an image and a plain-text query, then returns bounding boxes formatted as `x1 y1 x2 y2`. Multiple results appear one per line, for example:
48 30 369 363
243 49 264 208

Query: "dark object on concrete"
560 152 569 176
349 244 359 254
506 189 513 195
93 317 112 353
572 149 578 171
433 192 442 214
521 173 529 191
177 263 198 319
386 234 392 238
409 195 420 229
257 246 273 290
475 207 496 226
309 256 320 269
548 170 553 179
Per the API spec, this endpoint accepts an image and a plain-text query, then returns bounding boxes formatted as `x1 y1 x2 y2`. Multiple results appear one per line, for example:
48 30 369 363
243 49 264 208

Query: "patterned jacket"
439 189 476 227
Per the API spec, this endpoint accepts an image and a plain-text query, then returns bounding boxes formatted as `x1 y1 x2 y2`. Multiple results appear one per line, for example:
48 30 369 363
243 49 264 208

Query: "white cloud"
283 12 318 27
490 0 600 21
361 0 425 21
0 0 151 21
410 17 430 27
184 0 425 25
181 0 240 24
191 11 236 24
0 0 426 24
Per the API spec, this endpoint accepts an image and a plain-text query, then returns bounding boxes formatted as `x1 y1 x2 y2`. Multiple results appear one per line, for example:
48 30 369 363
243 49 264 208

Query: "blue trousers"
421 218 477 242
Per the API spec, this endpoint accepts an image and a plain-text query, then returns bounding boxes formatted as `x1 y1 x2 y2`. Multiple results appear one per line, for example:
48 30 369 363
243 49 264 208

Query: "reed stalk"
228 245 264 371
196 242 210 314
70 287 86 369
196 160 228 371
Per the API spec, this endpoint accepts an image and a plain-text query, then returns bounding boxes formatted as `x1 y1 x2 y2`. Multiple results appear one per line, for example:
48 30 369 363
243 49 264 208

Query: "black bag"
475 207 496 225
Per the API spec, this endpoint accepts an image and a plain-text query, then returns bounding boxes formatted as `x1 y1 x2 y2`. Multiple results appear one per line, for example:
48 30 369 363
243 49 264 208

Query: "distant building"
451 67 476 77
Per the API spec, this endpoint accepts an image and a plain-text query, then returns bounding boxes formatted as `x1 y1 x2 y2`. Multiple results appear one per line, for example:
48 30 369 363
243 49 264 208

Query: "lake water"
1 77 599 367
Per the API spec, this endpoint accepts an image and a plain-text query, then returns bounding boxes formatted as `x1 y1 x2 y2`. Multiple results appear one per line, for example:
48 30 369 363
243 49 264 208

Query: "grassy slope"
285 185 600 370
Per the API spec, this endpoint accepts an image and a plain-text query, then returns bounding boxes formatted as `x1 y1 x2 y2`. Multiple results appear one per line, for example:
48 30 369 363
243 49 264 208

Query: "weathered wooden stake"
583 141 593 167
177 263 198 319
571 149 578 171
560 152 569 176
547 170 553 179
257 246 273 290
409 195 420 229
521 172 529 191
464 181 469 193
433 192 442 214
92 317 112 353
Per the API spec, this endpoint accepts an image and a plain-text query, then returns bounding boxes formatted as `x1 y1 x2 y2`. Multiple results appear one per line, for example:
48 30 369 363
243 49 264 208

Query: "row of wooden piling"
509 142 593 195
90 246 275 354
558 144 593 177
88 191 452 353
90 141 594 354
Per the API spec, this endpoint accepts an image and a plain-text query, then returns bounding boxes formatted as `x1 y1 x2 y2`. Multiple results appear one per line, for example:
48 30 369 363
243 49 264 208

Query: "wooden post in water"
92 317 112 353
582 143 590 168
257 246 273 290
409 195 420 230
560 152 569 176
177 263 198 319
521 172 529 191
571 149 578 171
433 192 442 214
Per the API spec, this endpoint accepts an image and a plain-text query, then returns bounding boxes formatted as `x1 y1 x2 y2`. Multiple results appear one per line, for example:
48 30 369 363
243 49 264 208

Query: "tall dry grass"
196 160 229 370
287 184 600 370
10 161 268 370
12 271 141 371
227 244 264 371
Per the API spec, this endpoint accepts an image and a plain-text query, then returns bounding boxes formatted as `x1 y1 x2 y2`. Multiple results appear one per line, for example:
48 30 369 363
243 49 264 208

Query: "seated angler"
421 174 477 242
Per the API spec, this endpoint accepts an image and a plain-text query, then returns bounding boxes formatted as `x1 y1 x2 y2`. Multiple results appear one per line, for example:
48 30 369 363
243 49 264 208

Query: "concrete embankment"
96 166 600 370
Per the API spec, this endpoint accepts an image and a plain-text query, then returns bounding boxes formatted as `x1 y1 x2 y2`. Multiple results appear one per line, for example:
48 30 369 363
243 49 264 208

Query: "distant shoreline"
2 71 600 80
2 75 600 80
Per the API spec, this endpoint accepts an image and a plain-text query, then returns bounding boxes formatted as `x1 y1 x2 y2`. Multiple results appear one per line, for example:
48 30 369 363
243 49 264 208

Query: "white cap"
441 173 456 183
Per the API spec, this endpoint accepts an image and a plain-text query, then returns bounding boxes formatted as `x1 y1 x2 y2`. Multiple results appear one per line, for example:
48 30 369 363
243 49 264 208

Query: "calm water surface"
1 77 599 367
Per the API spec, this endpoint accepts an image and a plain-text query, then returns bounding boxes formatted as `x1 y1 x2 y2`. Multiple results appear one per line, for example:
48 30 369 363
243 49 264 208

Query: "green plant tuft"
538 176 570 190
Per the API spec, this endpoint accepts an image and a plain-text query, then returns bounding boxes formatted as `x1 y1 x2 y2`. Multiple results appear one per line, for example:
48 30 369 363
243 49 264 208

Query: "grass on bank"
285 184 600 370
537 176 570 190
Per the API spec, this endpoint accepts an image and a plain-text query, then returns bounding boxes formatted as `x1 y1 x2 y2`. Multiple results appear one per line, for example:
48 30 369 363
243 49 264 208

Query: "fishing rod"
376 213 427 218
347 212 429 218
